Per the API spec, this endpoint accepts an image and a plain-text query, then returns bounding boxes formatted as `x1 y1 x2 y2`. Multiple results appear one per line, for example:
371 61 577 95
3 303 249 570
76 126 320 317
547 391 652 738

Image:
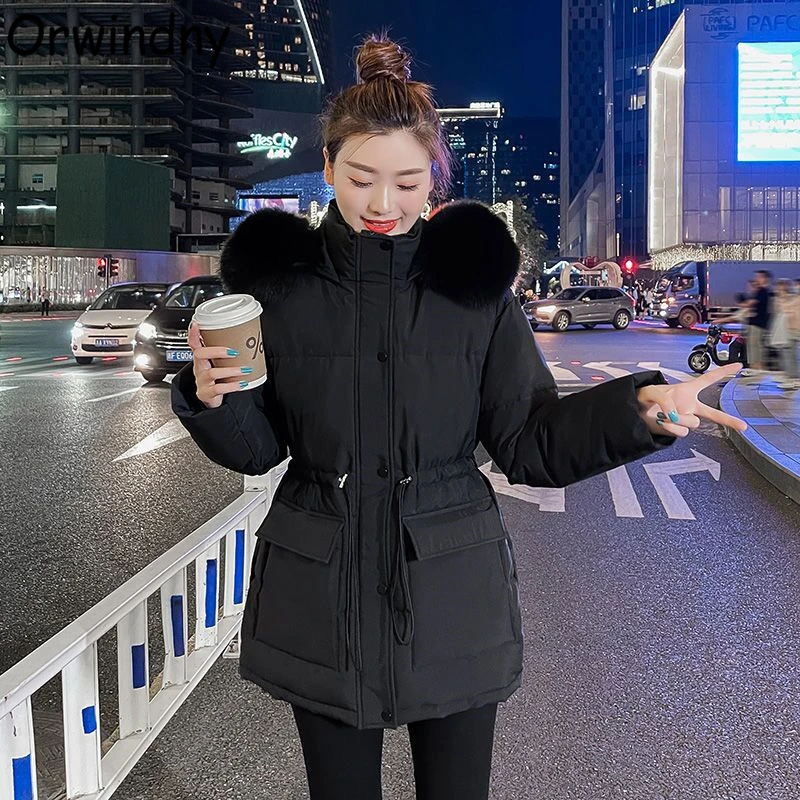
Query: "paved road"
2 315 799 799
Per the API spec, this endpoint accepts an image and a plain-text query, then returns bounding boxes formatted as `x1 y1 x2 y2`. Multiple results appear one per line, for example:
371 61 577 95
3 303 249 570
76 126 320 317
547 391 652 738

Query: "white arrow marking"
479 461 565 512
0 386 19 393
643 449 720 520
637 361 692 383
113 419 190 462
87 387 140 403
606 466 643 517
584 362 632 379
546 361 581 382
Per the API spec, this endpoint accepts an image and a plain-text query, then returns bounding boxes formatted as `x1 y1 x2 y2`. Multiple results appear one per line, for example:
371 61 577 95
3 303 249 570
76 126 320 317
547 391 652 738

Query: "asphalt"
3 318 800 799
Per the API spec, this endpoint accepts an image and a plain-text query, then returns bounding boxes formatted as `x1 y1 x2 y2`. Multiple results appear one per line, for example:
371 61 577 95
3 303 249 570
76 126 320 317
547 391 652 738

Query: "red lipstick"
362 218 399 234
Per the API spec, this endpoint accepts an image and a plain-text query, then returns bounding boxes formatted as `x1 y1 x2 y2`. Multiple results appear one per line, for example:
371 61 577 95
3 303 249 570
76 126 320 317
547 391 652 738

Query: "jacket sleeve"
477 296 675 488
170 362 288 475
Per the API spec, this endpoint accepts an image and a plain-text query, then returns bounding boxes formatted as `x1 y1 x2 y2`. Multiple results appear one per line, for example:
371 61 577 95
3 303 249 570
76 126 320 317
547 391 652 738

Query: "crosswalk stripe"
637 361 692 382
546 362 581 382
583 361 633 379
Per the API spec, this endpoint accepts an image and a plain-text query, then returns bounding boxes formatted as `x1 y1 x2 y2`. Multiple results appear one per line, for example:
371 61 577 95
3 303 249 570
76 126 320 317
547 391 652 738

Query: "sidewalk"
720 372 800 504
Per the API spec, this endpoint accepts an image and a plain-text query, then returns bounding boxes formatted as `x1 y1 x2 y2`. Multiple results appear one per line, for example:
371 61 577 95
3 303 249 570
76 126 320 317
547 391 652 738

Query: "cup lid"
192 293 262 330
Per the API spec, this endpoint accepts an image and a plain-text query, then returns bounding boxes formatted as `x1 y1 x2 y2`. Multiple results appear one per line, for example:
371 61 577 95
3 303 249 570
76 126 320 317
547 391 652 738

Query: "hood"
78 309 152 326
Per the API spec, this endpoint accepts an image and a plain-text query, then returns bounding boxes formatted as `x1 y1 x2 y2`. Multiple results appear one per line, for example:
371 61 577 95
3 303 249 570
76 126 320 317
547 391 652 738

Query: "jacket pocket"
252 498 345 671
403 497 517 670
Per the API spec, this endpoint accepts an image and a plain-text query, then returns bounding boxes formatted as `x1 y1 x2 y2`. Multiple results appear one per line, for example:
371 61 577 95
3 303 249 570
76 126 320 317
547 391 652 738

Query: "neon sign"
236 132 298 159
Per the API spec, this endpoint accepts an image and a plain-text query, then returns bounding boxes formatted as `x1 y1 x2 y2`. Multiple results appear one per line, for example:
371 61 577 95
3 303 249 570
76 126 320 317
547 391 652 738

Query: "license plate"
166 349 193 362
95 338 119 347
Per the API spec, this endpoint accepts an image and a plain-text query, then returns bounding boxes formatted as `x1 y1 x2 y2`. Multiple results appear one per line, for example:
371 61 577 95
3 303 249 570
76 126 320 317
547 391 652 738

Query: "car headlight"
667 297 676 305
72 321 84 330
660 302 668 309
137 322 158 340
538 305 557 314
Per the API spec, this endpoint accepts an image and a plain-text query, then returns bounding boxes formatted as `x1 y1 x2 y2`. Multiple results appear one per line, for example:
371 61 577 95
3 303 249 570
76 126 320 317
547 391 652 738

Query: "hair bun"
355 34 412 84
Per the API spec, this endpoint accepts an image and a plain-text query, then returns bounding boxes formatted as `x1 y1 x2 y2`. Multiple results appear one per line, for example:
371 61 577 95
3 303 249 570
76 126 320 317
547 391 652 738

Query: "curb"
720 377 800 505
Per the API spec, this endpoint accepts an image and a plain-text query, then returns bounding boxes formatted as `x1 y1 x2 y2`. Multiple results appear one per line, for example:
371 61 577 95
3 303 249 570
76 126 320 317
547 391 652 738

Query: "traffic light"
622 257 636 274
109 258 120 277
96 257 107 278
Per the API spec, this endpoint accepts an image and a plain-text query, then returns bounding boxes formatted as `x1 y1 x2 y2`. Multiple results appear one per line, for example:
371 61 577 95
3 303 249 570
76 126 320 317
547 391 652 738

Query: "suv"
71 282 170 364
133 276 225 383
524 286 634 332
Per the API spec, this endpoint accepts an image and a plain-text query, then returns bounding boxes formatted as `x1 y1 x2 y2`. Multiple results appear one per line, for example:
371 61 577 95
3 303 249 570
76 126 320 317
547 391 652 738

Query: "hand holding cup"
189 293 267 409
189 321 255 409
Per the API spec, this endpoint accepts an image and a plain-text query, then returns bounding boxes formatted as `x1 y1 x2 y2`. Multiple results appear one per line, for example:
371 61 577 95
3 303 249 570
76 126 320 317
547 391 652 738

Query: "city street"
2 312 800 798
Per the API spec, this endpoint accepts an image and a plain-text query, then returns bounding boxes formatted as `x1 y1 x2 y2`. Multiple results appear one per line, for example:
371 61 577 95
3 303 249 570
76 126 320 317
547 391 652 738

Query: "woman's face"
324 130 434 236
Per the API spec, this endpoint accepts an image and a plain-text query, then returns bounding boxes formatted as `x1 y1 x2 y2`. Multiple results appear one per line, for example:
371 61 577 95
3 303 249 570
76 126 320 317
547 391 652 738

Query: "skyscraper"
238 0 331 89
562 0 790 262
439 102 503 204
496 118 560 250
0 0 258 247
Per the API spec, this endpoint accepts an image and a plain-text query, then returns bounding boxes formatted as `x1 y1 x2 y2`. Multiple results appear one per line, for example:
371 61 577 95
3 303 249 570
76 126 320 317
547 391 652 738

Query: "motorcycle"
687 324 746 374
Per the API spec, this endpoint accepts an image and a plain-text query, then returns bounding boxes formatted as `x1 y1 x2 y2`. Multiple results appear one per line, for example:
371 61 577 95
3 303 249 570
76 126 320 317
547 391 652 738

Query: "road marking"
479 461 565 512
546 362 581 382
113 419 189 462
87 387 141 403
637 361 693 382
0 386 19 393
606 466 644 517
643 449 720 520
583 362 633 379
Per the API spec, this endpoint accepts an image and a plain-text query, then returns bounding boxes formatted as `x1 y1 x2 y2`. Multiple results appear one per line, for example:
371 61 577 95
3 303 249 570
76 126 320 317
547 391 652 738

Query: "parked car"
133 275 225 383
524 286 634 332
71 282 170 364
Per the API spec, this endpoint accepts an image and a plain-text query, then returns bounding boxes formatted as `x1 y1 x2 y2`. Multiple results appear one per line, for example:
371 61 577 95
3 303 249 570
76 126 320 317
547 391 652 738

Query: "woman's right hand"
189 321 252 409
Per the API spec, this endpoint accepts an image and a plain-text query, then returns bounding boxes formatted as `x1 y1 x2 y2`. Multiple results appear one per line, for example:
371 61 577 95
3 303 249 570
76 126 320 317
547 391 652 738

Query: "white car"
71 282 170 364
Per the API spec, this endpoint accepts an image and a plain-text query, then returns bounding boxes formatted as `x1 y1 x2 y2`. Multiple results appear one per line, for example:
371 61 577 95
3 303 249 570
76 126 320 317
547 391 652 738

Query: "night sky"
331 0 561 120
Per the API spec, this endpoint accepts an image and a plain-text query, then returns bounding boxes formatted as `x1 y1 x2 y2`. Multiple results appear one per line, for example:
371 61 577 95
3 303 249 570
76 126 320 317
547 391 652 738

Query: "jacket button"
377 583 388 595
377 465 389 478
380 241 392 252
377 351 388 362
382 709 393 722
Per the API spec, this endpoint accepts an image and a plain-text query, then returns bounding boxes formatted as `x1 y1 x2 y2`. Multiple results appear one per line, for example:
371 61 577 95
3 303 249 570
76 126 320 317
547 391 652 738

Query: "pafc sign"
237 132 298 159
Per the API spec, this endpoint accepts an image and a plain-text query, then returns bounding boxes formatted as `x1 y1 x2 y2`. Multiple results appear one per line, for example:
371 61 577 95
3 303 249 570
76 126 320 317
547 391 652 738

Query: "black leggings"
291 702 498 800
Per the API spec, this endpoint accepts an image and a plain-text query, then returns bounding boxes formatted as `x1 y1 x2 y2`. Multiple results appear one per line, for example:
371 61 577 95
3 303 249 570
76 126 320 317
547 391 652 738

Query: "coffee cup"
192 293 266 389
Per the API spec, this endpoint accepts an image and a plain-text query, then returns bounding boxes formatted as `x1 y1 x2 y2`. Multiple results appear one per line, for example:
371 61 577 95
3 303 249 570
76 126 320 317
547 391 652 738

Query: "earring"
421 200 432 219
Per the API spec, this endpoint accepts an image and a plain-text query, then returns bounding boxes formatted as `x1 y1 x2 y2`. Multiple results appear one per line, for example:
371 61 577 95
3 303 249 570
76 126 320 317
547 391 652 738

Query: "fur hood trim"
219 200 519 307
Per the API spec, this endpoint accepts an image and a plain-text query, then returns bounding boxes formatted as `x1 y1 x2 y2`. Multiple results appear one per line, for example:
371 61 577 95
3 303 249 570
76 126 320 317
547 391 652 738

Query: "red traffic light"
109 258 120 277
96 258 107 268
622 258 635 273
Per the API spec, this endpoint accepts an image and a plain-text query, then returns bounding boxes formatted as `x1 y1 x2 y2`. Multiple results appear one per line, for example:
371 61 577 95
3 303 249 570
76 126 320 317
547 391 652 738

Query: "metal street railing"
0 460 288 799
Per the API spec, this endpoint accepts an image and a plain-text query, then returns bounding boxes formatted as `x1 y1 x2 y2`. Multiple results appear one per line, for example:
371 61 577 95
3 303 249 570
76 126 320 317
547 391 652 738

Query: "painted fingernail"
227 348 239 356
668 410 680 423
239 380 249 388
241 367 253 374
657 412 668 421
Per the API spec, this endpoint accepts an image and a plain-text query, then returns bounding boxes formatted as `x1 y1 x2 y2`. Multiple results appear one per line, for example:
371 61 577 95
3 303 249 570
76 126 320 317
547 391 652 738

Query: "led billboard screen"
237 196 300 215
738 41 800 161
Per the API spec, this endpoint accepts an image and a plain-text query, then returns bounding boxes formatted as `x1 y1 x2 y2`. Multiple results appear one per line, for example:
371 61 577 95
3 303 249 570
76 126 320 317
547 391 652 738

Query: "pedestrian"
41 295 51 317
171 33 748 800
743 269 772 375
770 278 800 390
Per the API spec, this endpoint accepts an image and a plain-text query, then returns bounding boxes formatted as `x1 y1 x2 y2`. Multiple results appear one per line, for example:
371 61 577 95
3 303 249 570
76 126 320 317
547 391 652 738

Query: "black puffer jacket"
171 199 673 729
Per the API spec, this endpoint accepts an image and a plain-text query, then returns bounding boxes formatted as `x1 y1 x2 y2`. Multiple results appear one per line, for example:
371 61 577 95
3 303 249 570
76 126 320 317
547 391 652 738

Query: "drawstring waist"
284 456 477 661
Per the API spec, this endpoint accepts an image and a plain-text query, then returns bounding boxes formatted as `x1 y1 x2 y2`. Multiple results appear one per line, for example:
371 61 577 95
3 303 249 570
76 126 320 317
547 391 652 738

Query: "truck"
648 260 799 328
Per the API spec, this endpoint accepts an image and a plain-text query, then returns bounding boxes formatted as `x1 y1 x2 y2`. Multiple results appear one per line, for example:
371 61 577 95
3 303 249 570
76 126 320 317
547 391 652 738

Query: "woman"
171 35 746 800
770 278 800 390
